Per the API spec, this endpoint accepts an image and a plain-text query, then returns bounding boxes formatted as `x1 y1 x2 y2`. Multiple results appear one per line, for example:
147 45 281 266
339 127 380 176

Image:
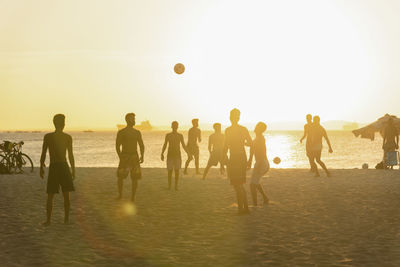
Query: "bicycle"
0 141 34 174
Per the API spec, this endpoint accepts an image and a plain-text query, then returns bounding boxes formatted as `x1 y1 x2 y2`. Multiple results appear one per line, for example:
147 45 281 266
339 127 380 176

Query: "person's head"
230 108 240 124
192 118 199 127
171 121 179 131
125 113 136 126
53 114 65 131
313 115 320 125
388 117 394 125
213 123 221 133
306 114 312 123
254 122 267 135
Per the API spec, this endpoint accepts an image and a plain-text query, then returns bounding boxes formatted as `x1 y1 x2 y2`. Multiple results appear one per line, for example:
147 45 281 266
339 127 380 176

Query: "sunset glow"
1 0 400 130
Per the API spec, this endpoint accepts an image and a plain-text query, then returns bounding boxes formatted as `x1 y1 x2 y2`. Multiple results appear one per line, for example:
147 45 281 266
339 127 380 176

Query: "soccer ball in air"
174 63 185 74
273 157 281 164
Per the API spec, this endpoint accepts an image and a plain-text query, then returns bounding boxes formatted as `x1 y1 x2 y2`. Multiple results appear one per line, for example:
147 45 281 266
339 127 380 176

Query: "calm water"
0 131 384 169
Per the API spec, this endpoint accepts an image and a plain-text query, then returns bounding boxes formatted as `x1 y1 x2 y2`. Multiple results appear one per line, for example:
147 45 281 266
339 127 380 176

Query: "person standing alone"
161 121 188 190
116 113 145 202
224 108 252 215
40 114 75 226
184 119 201 175
382 117 399 169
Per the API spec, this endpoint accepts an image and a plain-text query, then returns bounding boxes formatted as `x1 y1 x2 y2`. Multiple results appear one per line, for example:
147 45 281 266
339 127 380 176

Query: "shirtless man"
300 114 315 172
382 117 399 169
161 121 187 190
309 116 333 177
184 119 201 175
202 123 225 180
40 114 75 226
116 113 145 202
224 108 252 214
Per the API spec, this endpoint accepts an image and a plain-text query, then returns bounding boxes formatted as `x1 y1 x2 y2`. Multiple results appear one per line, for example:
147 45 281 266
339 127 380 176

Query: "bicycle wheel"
18 153 34 173
0 154 11 174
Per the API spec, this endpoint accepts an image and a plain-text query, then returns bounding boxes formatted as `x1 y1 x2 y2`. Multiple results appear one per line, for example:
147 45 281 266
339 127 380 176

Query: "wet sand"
1 168 400 266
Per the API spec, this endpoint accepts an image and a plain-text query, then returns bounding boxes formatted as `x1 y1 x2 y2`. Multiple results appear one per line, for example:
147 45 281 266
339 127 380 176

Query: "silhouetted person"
116 113 144 202
223 108 252 214
382 117 399 169
40 114 75 226
202 123 225 180
161 121 187 190
184 119 201 175
300 114 315 172
309 116 333 177
248 122 270 206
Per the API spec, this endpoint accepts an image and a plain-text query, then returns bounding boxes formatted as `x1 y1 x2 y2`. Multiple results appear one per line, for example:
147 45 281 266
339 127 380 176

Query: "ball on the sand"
174 63 185 74
273 157 281 164
362 163 368 169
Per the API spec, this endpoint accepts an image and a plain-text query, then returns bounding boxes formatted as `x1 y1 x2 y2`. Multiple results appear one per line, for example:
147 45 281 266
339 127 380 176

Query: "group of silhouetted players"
39 109 335 225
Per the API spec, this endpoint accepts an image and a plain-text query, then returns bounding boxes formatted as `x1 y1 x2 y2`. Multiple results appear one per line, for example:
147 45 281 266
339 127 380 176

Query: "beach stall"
352 114 400 168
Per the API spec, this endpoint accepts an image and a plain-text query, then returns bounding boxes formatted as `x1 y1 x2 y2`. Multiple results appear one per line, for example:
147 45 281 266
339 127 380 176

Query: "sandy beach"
1 168 400 266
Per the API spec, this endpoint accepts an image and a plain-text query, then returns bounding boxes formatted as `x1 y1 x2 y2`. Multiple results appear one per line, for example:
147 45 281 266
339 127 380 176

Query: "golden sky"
1 0 400 130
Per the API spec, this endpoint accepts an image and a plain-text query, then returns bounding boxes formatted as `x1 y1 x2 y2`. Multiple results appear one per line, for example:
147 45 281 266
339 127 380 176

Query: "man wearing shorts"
300 114 315 172
247 122 270 206
309 116 333 177
116 113 145 202
202 123 225 180
224 108 252 215
184 119 201 175
40 114 75 226
161 121 187 190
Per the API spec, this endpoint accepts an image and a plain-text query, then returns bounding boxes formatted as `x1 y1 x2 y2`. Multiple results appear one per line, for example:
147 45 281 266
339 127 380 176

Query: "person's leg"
307 155 315 172
315 155 330 176
117 177 124 199
131 179 138 202
256 184 269 204
250 184 257 206
43 193 55 226
383 150 388 169
62 192 70 224
195 151 201 174
220 163 225 175
168 170 173 189
184 154 192 174
240 185 249 212
202 163 212 180
310 153 319 177
174 169 180 190
233 185 243 212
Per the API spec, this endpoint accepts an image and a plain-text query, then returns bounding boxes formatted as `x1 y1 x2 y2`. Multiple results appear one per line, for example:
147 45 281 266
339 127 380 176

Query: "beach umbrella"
352 114 400 141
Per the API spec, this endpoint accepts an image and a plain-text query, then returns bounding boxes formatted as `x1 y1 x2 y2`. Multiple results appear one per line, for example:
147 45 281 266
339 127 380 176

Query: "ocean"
0 130 385 169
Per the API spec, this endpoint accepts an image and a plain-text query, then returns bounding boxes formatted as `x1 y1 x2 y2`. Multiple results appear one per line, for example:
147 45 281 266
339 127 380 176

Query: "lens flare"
122 202 137 216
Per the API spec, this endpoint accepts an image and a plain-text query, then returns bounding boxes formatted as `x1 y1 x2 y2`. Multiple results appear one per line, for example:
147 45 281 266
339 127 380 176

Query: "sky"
1 0 400 130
